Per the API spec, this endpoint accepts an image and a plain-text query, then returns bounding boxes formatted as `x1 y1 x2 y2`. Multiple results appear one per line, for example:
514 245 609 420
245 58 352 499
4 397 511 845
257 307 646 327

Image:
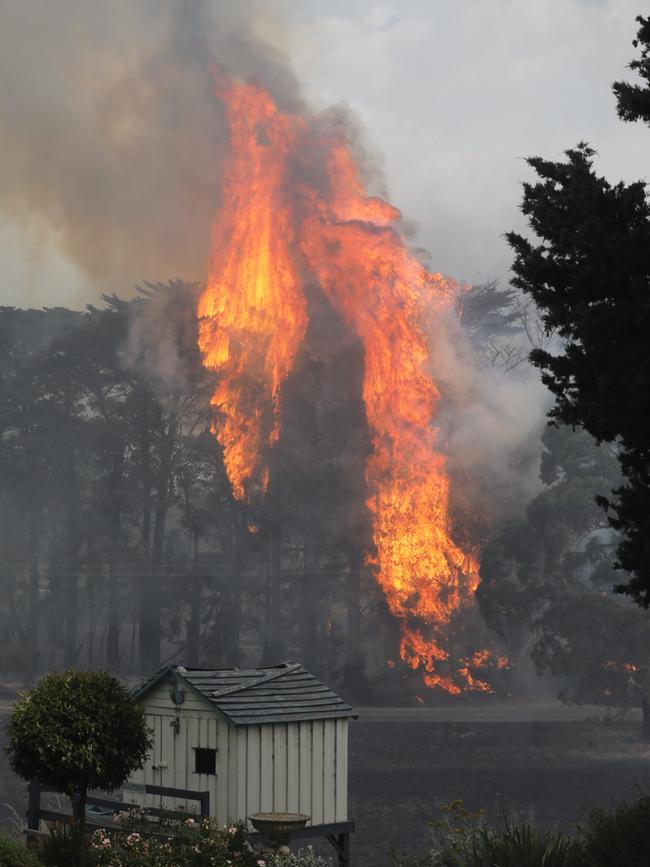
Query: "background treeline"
1 280 648 712
0 282 383 692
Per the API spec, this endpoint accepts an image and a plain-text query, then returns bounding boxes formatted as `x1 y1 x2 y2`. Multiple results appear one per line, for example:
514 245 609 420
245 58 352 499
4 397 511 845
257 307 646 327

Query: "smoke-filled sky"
0 0 647 308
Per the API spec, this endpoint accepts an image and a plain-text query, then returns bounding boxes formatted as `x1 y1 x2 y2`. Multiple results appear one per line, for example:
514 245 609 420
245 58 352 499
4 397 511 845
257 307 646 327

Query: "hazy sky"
0 0 647 308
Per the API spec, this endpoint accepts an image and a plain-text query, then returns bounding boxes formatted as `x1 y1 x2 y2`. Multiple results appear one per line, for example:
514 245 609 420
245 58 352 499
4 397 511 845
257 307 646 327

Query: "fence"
26 780 210 834
25 781 353 866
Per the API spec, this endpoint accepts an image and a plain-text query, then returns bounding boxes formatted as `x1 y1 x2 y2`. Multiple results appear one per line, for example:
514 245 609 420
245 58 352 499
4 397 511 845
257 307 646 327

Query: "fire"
198 73 490 693
602 660 638 673
197 76 307 501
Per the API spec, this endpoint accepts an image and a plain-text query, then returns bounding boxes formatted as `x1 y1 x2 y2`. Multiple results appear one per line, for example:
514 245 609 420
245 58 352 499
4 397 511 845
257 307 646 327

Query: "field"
349 712 650 864
2 703 650 865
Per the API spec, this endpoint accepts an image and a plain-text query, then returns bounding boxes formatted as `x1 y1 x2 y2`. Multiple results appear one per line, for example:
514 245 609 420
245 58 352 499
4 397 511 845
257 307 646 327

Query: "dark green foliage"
613 16 650 124
8 670 151 866
0 835 42 867
581 793 650 866
507 139 650 603
477 425 643 701
6 669 151 797
506 14 650 606
38 823 95 867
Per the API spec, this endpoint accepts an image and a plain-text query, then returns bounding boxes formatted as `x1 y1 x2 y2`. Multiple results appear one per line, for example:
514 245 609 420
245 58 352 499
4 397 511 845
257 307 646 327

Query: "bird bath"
249 812 310 853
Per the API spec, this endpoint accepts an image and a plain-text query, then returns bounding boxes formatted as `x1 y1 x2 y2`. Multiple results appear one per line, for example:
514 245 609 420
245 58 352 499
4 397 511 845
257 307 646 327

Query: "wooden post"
26 781 41 831
326 831 351 867
338 831 351 867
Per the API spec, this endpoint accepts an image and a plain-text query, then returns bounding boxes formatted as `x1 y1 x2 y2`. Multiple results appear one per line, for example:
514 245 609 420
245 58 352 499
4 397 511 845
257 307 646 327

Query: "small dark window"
194 747 216 775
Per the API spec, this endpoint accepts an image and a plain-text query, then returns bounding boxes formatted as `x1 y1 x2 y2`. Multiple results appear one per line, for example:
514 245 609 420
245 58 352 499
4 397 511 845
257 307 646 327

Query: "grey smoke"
0 0 301 302
0 0 550 531
427 298 550 521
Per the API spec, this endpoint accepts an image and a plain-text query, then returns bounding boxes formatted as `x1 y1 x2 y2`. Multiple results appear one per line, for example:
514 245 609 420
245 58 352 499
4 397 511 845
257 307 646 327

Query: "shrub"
89 814 258 867
37 822 101 867
263 846 334 866
581 792 650 867
429 800 487 865
383 806 579 867
7 669 151 864
457 824 575 867
0 833 42 867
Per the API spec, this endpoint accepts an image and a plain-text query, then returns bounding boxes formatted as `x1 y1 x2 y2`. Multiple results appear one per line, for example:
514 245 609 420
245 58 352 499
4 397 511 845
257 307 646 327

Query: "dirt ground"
2 708 650 866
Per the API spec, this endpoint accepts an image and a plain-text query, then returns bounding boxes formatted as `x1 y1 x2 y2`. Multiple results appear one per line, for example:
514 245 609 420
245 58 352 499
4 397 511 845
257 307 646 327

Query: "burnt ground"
2 706 650 866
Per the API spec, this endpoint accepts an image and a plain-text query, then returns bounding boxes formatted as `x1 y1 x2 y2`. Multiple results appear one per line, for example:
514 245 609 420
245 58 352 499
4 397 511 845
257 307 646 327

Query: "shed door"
145 714 177 810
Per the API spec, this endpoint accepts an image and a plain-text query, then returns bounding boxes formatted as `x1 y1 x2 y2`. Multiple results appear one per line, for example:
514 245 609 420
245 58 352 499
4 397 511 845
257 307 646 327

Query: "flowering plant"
89 811 258 867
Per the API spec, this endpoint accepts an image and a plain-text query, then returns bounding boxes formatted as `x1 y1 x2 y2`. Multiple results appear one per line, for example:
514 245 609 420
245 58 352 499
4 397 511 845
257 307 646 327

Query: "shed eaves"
135 661 357 726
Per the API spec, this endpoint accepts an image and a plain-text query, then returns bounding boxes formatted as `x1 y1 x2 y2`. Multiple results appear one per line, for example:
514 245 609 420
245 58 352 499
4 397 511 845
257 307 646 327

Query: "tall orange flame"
198 74 492 692
197 78 307 500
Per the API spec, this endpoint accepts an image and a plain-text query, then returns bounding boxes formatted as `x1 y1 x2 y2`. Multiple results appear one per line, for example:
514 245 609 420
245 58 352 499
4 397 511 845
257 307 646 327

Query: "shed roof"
134 661 357 726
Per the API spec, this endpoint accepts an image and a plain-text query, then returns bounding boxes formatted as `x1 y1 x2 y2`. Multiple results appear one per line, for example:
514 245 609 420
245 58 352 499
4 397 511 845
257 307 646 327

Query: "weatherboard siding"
127 678 349 825
335 717 348 820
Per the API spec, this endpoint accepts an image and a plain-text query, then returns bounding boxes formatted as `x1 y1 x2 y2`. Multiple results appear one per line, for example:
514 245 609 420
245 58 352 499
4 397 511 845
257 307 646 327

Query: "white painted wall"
125 681 349 826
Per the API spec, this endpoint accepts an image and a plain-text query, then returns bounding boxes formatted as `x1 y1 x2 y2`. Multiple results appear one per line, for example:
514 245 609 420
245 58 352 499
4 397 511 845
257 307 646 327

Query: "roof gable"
134 662 357 726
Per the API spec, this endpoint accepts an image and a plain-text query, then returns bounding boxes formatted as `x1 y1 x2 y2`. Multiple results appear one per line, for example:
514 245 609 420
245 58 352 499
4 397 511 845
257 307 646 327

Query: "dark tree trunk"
63 445 81 669
221 507 244 666
300 548 319 672
63 573 79 668
26 507 41 683
139 400 152 560
140 412 176 672
186 576 201 667
186 529 201 667
107 447 125 671
106 567 120 671
346 544 363 667
73 784 88 867
137 399 153 673
262 519 283 664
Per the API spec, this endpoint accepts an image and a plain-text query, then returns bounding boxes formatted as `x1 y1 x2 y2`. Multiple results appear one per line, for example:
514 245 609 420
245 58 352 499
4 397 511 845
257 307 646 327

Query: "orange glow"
198 73 489 693
197 76 307 501
602 660 638 673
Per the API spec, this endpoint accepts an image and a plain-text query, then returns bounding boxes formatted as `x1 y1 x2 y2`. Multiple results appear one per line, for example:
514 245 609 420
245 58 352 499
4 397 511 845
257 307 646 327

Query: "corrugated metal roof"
135 661 357 726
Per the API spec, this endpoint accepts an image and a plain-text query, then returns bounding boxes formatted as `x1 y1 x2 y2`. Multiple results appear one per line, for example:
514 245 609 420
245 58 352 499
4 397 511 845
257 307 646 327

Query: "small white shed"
124 661 357 827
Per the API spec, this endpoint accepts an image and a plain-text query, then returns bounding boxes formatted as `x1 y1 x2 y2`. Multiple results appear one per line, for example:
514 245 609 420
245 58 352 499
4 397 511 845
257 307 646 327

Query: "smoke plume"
0 0 301 302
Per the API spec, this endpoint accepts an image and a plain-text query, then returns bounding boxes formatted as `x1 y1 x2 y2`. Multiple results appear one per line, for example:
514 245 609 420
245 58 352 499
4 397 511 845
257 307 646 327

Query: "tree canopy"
6 669 151 797
506 15 650 606
7 669 151 861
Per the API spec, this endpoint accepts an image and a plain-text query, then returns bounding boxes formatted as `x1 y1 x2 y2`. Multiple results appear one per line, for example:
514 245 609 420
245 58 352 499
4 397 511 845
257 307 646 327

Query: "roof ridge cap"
210 662 302 699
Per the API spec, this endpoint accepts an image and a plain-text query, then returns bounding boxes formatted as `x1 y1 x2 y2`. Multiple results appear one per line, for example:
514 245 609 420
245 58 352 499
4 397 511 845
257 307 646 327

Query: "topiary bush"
0 834 43 867
7 669 151 867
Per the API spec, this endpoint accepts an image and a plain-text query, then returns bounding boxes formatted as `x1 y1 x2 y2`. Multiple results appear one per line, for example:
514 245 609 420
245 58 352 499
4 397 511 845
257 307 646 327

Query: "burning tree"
197 72 502 694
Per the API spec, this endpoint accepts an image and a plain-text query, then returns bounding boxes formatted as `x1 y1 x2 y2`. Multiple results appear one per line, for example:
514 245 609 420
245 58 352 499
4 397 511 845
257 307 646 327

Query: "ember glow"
198 73 491 692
